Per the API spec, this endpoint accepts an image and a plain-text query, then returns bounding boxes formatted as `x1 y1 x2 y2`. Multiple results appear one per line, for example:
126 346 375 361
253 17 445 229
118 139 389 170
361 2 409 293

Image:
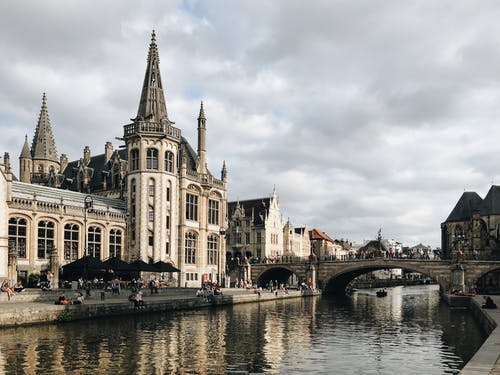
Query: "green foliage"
28 273 40 288
56 309 72 323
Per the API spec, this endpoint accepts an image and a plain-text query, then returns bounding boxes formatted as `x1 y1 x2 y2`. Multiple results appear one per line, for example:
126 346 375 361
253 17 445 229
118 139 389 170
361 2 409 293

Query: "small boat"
376 289 387 297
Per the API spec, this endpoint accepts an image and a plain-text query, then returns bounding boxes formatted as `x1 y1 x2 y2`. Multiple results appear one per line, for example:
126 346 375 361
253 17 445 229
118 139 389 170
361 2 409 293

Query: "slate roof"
228 198 271 226
445 191 483 222
359 240 388 252
11 181 126 213
480 185 500 216
62 148 128 191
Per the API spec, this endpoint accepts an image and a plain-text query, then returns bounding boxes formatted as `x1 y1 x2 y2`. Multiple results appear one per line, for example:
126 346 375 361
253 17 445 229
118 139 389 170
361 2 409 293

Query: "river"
0 285 487 374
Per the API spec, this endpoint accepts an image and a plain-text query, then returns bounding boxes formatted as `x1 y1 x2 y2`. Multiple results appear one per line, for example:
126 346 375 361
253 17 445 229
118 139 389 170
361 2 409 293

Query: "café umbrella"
62 255 106 279
153 261 181 273
129 259 158 273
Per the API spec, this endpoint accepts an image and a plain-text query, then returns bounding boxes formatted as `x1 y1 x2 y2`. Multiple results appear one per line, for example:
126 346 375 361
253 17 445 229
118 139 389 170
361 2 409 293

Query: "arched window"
165 151 174 173
87 226 102 258
37 220 55 259
185 232 197 264
207 234 218 265
130 149 139 170
109 229 122 258
146 148 158 170
8 217 27 258
64 223 79 261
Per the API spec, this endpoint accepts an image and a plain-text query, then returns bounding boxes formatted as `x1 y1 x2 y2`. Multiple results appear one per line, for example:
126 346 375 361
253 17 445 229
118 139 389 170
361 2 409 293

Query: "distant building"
441 186 500 260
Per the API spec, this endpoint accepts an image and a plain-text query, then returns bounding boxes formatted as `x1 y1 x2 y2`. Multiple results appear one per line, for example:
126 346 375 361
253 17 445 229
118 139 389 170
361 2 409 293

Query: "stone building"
1 31 227 287
441 186 500 260
226 189 311 261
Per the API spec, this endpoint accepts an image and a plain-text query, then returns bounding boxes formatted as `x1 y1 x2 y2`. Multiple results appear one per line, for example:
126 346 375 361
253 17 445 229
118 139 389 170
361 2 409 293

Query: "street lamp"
84 195 93 257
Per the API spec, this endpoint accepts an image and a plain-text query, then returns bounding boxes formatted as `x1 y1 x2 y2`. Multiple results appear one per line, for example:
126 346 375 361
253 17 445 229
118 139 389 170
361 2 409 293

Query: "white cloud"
2 0 500 247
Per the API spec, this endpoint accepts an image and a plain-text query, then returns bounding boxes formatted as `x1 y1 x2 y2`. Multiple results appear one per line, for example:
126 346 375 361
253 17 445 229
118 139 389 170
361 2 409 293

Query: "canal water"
0 285 487 374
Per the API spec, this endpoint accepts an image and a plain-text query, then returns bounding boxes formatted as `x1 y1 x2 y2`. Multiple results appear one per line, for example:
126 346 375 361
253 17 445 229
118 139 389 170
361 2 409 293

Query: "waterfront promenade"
0 286 310 326
459 294 500 375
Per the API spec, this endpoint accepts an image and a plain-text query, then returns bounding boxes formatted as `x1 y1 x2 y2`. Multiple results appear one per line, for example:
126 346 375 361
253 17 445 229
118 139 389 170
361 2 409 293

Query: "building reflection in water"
0 286 486 374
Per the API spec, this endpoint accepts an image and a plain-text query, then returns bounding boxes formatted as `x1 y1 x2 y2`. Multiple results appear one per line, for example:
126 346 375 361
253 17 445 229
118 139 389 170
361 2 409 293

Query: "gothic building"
441 186 500 260
1 31 227 287
226 189 310 262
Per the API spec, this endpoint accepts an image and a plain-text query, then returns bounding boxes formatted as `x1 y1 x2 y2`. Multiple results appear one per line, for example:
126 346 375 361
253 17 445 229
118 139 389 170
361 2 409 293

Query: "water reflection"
0 285 486 374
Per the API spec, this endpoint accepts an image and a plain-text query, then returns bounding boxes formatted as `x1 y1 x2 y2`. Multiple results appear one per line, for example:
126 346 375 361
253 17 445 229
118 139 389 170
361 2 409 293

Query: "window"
149 235 154 246
64 224 79 261
149 209 154 222
236 233 242 244
165 151 174 173
37 220 55 259
131 149 139 170
208 199 219 225
186 193 198 221
246 233 250 244
146 148 158 169
166 187 170 202
166 241 170 256
208 235 218 265
185 232 197 264
8 217 27 258
166 214 170 229
87 226 102 258
257 232 262 244
109 229 122 258
149 183 155 197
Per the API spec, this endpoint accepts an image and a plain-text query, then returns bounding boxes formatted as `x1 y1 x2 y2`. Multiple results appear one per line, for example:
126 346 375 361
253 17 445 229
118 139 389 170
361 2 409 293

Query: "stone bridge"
249 259 500 294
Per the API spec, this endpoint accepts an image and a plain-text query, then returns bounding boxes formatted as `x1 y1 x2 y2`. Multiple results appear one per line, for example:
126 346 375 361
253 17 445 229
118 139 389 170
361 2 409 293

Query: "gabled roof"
359 240 387 252
445 191 483 222
62 148 128 191
228 198 271 226
480 185 500 216
309 228 334 243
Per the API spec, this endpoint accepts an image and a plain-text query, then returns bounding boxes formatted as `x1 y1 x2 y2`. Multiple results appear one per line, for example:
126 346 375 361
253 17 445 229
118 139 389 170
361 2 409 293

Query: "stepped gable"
480 185 500 216
228 198 272 226
445 191 483 222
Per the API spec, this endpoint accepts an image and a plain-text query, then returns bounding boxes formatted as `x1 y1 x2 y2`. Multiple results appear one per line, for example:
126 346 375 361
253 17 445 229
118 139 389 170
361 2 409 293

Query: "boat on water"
376 289 388 297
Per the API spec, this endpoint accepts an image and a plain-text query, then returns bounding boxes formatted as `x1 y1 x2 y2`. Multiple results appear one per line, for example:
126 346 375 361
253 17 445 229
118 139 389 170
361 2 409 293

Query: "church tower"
19 93 60 185
123 31 182 263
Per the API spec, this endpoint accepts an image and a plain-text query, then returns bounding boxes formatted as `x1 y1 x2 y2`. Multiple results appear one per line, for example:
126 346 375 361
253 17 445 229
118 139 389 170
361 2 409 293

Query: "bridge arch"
254 265 304 288
321 262 447 295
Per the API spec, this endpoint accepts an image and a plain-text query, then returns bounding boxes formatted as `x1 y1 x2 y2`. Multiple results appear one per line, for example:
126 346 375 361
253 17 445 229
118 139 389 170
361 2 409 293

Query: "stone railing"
123 121 181 141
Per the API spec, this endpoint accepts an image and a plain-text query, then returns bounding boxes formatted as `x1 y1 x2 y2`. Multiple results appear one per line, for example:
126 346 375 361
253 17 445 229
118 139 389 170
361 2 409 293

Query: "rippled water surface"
0 285 487 374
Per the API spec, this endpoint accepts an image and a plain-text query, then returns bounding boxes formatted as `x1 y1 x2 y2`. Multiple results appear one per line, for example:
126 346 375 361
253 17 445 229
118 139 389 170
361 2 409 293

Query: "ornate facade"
1 31 227 287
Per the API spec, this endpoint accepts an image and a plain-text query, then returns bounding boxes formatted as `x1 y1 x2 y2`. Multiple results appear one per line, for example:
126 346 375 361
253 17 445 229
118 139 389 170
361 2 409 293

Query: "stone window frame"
208 199 219 225
186 193 199 221
37 220 55 259
165 151 174 173
207 234 219 265
8 217 27 259
146 148 159 170
109 229 122 258
185 231 198 264
87 226 102 258
63 223 79 261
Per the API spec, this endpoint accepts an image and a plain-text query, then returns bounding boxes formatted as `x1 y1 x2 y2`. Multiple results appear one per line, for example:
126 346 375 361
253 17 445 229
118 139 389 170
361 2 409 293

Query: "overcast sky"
2 1 500 247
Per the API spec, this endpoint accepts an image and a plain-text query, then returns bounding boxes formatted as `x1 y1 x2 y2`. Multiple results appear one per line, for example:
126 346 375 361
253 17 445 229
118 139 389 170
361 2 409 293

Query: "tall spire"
31 93 58 162
136 30 169 123
197 100 207 174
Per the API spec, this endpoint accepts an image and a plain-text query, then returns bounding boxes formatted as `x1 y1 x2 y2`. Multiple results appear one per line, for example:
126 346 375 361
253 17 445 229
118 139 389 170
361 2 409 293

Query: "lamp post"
84 195 93 257
219 226 226 286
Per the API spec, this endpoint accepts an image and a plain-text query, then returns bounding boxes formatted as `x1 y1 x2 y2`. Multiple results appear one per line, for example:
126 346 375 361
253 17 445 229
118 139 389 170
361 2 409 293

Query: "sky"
2 1 500 248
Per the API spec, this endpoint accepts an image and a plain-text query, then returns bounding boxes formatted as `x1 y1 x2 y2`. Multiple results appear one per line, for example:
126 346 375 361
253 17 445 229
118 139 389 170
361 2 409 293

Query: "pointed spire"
32 93 58 162
136 30 169 123
20 135 31 158
198 101 206 120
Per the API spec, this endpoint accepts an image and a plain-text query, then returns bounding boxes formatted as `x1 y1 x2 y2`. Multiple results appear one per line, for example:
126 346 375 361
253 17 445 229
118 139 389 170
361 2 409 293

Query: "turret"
104 142 113 162
197 101 207 174
19 135 32 182
221 160 227 181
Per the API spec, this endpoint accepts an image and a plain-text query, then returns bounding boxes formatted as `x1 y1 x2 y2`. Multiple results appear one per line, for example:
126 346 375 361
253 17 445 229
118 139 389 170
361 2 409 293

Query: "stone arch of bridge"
322 264 445 295
255 266 303 288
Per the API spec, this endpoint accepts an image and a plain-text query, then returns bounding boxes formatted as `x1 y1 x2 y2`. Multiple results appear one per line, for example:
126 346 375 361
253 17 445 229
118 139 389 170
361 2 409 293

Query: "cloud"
2 0 500 247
